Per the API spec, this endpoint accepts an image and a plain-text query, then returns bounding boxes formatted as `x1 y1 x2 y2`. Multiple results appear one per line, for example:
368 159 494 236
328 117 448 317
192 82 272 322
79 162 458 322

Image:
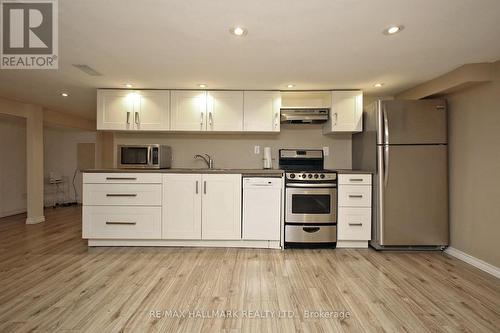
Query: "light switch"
323 146 330 156
254 145 260 154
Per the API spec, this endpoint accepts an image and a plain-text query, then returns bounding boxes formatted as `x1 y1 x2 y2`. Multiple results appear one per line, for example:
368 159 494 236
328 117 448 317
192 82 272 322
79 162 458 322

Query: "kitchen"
0 1 499 332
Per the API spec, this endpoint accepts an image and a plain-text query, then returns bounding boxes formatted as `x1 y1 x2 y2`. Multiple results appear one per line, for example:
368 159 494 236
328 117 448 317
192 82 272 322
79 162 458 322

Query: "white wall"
44 127 96 205
446 60 500 268
0 115 27 217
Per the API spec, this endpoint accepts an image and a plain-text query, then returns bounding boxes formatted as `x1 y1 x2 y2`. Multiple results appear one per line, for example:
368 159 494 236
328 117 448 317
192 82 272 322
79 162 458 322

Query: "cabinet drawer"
285 225 337 243
338 185 372 207
83 206 161 239
83 173 162 184
83 184 161 206
338 174 372 185
337 207 371 240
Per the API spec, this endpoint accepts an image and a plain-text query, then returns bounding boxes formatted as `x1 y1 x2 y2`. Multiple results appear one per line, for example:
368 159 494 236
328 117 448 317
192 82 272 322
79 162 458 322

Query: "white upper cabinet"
135 90 170 131
170 90 207 131
323 91 363 133
207 91 244 131
97 90 134 130
243 91 281 132
97 89 170 131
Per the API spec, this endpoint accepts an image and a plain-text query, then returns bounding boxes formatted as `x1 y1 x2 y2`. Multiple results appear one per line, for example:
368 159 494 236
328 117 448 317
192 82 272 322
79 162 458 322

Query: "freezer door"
378 100 447 145
378 145 448 246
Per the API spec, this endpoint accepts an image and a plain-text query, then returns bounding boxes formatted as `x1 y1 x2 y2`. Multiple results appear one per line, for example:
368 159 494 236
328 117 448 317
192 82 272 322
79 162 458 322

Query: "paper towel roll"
263 147 272 169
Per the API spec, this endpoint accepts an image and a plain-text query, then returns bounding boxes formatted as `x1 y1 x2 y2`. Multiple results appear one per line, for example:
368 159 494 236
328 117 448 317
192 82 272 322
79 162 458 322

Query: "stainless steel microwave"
117 145 172 169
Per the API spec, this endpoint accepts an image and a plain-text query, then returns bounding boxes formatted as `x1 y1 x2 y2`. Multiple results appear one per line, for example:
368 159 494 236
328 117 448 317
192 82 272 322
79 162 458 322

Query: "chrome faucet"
194 154 214 169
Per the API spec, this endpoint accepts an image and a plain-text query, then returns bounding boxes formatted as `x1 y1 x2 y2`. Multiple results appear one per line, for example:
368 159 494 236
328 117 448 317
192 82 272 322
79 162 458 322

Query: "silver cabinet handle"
126 111 131 124
274 112 279 129
200 111 204 126
135 112 140 124
106 193 137 197
348 223 363 226
106 221 137 225
209 112 213 127
196 180 199 194
106 177 137 180
203 181 207 194
333 112 338 126
349 178 364 182
348 194 363 198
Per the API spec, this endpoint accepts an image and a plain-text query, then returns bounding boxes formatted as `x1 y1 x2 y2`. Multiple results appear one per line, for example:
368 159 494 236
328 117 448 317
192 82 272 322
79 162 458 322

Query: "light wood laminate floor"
0 206 499 332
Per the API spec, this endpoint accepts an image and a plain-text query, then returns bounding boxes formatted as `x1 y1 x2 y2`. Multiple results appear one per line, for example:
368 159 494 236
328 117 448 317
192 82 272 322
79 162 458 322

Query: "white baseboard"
88 239 281 249
26 216 45 224
445 247 500 279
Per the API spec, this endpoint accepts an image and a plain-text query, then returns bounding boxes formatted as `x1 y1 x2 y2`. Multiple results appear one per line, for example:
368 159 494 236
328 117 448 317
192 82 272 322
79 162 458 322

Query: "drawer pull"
106 221 137 225
348 194 363 198
105 177 138 181
106 193 138 197
349 223 363 226
349 178 364 182
302 227 321 233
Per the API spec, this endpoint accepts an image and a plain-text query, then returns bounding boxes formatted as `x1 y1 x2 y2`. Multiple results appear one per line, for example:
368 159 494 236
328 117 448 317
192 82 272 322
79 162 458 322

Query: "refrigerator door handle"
384 145 389 187
383 106 389 145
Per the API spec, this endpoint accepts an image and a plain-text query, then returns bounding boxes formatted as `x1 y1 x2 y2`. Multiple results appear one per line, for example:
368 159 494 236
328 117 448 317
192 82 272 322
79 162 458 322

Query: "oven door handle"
286 183 337 188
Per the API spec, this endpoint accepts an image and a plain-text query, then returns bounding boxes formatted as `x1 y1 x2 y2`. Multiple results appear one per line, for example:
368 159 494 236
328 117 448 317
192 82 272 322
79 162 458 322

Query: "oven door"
285 185 337 224
118 145 154 169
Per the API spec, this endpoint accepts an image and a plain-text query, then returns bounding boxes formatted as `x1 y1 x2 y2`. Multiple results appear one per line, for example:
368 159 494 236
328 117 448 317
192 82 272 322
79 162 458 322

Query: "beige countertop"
83 168 373 175
83 168 284 176
334 169 374 174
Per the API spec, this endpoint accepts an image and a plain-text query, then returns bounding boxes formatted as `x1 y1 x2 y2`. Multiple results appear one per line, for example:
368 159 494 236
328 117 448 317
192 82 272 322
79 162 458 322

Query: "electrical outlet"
323 146 330 156
254 145 260 154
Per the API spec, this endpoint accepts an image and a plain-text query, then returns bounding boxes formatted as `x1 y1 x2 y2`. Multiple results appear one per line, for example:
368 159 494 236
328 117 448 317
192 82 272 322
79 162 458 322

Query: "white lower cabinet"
83 206 162 239
162 173 242 240
337 174 372 248
82 173 163 240
162 174 202 239
201 174 242 240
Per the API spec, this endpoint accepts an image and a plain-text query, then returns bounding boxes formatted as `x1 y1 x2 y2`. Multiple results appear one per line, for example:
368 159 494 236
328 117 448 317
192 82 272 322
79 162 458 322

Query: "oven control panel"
286 172 337 181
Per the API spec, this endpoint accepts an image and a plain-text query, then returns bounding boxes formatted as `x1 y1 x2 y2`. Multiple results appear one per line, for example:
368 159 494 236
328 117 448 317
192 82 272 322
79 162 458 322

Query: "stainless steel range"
279 149 337 248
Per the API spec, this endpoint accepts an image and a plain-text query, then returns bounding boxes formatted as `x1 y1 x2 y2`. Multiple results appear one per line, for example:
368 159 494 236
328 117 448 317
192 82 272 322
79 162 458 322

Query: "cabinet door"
201 174 242 240
97 89 134 130
170 91 207 131
162 174 202 239
135 90 170 131
207 91 243 131
324 91 363 133
243 91 281 132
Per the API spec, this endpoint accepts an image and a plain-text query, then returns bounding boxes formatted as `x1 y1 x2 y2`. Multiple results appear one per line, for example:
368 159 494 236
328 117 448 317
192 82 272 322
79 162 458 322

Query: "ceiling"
1 0 499 120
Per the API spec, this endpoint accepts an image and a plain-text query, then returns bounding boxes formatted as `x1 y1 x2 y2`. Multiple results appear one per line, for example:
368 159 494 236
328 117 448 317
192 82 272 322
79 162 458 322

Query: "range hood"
280 107 329 124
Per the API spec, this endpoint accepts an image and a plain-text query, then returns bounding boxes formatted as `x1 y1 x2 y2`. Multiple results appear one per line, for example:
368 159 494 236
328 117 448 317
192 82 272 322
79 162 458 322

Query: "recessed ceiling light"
61 92 69 97
374 83 384 88
383 25 404 35
287 84 295 88
198 84 207 88
230 26 247 36
125 83 133 88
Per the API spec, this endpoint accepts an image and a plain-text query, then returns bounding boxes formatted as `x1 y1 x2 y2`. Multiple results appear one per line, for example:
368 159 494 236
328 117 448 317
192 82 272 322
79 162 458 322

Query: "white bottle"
263 147 272 169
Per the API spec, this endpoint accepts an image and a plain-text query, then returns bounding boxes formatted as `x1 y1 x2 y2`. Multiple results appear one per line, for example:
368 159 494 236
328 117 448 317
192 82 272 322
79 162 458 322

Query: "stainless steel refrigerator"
353 99 449 249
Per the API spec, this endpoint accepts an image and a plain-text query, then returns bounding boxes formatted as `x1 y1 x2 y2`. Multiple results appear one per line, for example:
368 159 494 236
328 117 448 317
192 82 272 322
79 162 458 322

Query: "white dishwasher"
242 177 282 241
